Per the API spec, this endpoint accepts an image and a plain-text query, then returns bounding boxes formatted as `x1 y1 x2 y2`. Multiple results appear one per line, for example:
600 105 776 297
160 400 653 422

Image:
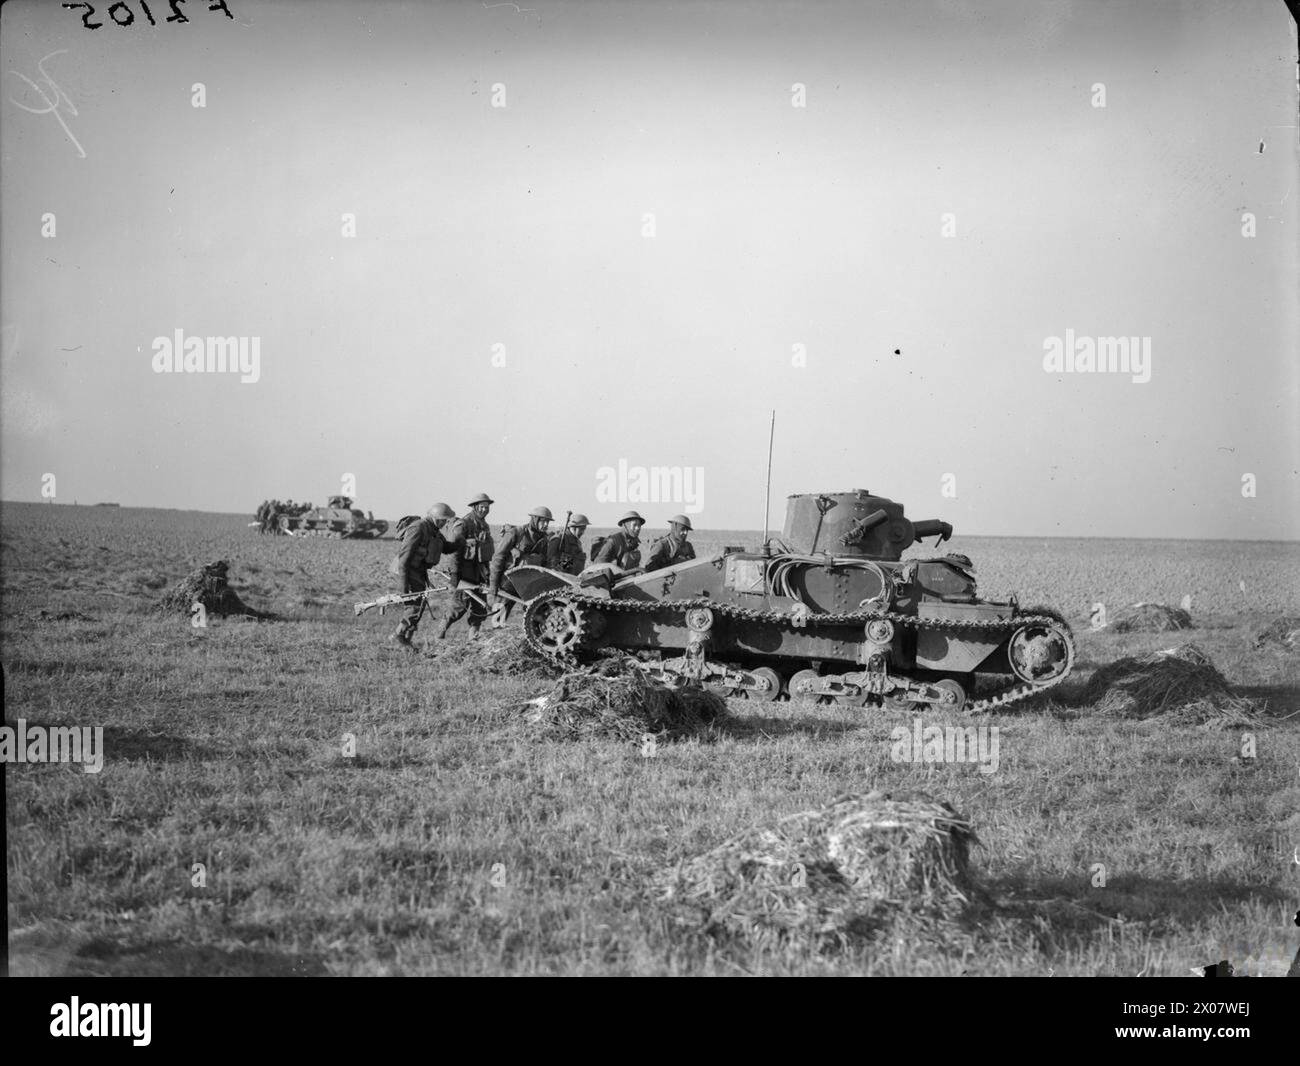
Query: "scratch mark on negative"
7 51 85 158
482 1 540 19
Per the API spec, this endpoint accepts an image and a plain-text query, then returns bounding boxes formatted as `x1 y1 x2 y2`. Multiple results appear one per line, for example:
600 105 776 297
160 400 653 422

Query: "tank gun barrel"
911 519 953 544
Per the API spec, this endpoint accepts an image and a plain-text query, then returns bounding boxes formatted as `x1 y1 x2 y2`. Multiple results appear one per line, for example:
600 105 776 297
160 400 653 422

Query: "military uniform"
489 523 550 594
438 509 495 637
593 530 642 570
389 516 446 639
645 532 696 572
547 531 586 575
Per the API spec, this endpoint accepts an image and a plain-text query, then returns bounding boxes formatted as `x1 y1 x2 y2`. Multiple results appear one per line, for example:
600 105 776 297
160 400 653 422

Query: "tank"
278 496 389 539
510 489 1075 713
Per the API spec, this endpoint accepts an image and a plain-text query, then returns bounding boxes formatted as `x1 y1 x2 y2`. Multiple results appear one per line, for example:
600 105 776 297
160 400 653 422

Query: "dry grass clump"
1109 602 1194 633
1081 643 1259 726
469 630 563 677
1253 616 1300 652
155 561 274 620
654 790 978 948
521 657 728 741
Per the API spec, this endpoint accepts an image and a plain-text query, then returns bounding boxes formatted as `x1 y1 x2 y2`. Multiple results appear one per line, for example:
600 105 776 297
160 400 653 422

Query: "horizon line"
2 500 1296 546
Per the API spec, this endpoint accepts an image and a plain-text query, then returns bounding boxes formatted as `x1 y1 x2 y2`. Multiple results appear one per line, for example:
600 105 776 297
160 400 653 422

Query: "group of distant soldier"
387 493 697 650
253 499 311 535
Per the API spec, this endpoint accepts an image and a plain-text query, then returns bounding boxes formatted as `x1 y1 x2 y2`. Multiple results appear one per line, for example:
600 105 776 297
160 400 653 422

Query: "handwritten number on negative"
62 3 103 29
63 1 233 26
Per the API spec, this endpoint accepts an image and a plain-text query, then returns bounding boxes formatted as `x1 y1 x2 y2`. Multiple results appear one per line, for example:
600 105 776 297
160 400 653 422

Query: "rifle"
353 581 528 617
354 583 452 617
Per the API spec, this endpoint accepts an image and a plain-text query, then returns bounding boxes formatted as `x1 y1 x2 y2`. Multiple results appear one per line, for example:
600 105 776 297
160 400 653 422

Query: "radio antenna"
761 410 776 554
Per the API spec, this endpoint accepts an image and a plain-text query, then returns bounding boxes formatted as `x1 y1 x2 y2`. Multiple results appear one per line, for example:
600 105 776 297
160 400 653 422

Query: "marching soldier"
436 492 496 641
546 513 590 575
389 503 457 649
488 506 553 621
592 510 645 572
645 514 696 572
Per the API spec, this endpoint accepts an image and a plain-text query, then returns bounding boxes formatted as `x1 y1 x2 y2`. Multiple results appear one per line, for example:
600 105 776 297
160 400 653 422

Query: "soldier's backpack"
589 535 608 563
393 515 422 537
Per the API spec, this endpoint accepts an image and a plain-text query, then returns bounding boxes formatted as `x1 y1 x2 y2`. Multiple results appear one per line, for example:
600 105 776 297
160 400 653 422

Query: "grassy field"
4 502 1299 976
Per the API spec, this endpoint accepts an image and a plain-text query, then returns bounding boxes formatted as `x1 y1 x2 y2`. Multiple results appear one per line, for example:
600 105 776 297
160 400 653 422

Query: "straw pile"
1109 602 1194 633
470 630 562 678
655 790 978 948
521 657 728 741
1253 616 1300 652
155 561 273 620
1081 643 1259 726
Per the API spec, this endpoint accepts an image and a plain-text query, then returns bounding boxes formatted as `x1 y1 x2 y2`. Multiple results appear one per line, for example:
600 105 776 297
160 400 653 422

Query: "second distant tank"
278 496 390 538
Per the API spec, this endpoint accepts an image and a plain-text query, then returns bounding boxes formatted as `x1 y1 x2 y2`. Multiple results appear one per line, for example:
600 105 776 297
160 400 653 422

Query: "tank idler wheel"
788 668 824 704
1008 620 1074 685
744 666 782 701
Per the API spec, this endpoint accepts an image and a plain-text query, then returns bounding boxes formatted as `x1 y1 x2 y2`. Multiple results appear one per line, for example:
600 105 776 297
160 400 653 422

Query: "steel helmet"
618 510 646 526
569 513 590 528
528 506 554 521
467 492 495 507
667 514 693 530
426 502 456 521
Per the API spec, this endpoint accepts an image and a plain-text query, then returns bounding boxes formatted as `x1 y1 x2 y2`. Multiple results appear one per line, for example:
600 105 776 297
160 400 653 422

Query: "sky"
1 0 1296 538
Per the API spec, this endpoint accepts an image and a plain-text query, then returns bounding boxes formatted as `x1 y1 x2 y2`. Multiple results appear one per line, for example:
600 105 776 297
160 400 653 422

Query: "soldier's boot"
467 621 482 643
389 621 416 650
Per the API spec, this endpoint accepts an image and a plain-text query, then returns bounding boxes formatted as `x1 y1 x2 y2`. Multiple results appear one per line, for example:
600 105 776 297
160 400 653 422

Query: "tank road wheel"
523 596 587 659
933 678 967 713
1008 620 1074 686
745 666 782 702
788 668 823 704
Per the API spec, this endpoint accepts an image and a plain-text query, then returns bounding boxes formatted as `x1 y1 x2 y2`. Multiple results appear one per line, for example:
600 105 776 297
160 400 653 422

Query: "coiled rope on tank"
765 555 893 610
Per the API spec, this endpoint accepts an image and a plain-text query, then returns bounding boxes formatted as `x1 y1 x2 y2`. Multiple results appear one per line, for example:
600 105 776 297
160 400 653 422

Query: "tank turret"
781 490 952 561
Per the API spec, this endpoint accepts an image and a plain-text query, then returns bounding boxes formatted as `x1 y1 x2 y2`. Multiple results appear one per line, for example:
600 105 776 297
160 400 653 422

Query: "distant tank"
511 489 1075 713
278 496 389 539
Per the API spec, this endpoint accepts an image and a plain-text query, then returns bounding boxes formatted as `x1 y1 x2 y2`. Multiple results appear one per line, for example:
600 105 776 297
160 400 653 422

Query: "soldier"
546 513 590 575
255 500 268 534
592 510 645 571
488 506 553 621
388 503 457 649
436 493 496 641
645 514 697 572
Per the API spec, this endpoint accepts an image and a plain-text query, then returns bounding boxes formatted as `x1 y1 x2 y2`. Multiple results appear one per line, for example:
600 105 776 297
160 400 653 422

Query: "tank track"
522 589 1075 714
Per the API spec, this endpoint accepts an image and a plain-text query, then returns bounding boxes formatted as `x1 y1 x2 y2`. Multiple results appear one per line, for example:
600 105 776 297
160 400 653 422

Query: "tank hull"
513 545 1074 713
